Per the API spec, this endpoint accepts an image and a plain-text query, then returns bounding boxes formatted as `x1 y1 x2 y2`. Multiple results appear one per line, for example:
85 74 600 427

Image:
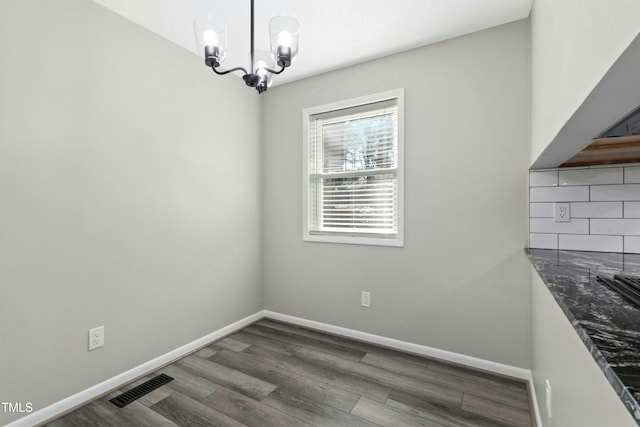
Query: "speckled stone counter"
527 249 640 423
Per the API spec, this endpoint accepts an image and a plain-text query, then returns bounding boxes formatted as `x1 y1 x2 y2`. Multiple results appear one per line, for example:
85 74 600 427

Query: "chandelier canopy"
194 0 300 94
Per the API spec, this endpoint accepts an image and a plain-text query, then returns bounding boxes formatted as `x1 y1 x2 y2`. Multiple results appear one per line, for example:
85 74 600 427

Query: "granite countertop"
527 249 640 423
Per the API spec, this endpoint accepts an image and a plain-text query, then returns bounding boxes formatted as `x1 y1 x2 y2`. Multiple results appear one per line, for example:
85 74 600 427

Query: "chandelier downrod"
250 0 255 77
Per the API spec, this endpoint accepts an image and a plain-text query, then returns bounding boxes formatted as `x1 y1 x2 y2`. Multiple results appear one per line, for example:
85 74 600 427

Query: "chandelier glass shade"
194 0 300 94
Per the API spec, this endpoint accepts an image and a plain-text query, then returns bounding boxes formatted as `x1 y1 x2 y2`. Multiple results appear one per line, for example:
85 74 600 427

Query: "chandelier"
193 0 300 94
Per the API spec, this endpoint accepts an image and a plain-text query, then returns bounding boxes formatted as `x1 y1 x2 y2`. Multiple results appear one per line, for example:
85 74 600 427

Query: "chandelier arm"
263 65 286 75
212 66 249 76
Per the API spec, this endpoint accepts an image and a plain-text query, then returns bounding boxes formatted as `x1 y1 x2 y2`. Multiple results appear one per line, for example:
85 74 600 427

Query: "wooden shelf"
560 135 640 167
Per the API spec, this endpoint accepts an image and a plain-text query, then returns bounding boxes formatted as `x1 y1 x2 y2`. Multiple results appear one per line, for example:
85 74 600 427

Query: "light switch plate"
545 379 552 418
361 291 371 308
89 326 104 351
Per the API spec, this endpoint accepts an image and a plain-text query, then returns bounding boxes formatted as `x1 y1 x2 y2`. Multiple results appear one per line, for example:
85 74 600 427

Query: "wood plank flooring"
45 319 534 427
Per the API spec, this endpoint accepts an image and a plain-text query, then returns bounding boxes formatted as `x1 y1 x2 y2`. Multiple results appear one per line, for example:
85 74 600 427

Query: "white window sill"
303 233 404 247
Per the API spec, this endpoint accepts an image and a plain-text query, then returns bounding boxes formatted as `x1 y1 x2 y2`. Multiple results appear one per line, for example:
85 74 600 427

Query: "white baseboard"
528 371 543 427
263 310 531 380
10 309 539 427
6 310 266 427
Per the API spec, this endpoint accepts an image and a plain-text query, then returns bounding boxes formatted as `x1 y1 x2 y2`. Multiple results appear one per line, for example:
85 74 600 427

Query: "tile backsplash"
529 165 640 253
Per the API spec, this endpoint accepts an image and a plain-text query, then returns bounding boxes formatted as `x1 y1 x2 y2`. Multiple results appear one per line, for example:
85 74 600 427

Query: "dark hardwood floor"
45 319 534 426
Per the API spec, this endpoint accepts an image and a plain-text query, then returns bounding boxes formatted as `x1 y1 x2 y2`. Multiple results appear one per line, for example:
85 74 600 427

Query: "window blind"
308 99 398 236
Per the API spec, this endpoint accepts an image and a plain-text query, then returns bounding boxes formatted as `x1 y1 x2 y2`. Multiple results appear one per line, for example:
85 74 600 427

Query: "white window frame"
302 89 404 247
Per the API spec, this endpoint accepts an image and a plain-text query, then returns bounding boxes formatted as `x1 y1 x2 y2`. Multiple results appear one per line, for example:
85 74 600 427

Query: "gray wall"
530 267 636 427
530 0 640 164
262 20 531 367
0 1 262 424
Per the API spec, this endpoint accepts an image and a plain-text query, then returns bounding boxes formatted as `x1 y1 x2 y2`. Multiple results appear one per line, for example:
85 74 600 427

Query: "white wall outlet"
89 326 104 351
545 379 552 419
361 291 371 308
554 202 570 222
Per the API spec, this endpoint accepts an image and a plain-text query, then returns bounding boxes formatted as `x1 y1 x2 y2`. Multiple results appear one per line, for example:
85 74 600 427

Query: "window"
303 89 404 246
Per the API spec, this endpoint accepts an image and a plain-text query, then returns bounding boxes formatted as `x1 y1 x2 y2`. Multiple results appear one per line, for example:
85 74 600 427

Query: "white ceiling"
93 0 532 86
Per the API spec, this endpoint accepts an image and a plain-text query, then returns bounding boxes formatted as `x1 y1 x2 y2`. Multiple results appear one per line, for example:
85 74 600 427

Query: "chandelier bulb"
255 61 268 76
202 30 219 47
277 30 294 48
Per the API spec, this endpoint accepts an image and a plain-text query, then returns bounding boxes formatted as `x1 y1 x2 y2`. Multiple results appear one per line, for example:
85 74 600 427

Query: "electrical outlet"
361 291 371 308
545 379 552 419
89 326 104 351
554 202 570 222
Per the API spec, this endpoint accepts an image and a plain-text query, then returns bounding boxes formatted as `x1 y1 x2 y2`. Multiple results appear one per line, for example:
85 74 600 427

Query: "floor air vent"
109 373 174 408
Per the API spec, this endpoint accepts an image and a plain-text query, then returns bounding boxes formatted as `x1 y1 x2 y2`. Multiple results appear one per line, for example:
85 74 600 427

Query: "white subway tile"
625 202 640 218
559 168 623 186
591 164 639 168
625 236 640 254
530 186 589 202
530 203 554 218
529 170 558 187
591 184 640 201
625 167 640 184
530 233 558 249
530 218 589 234
559 234 623 252
570 202 622 218
590 219 640 236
